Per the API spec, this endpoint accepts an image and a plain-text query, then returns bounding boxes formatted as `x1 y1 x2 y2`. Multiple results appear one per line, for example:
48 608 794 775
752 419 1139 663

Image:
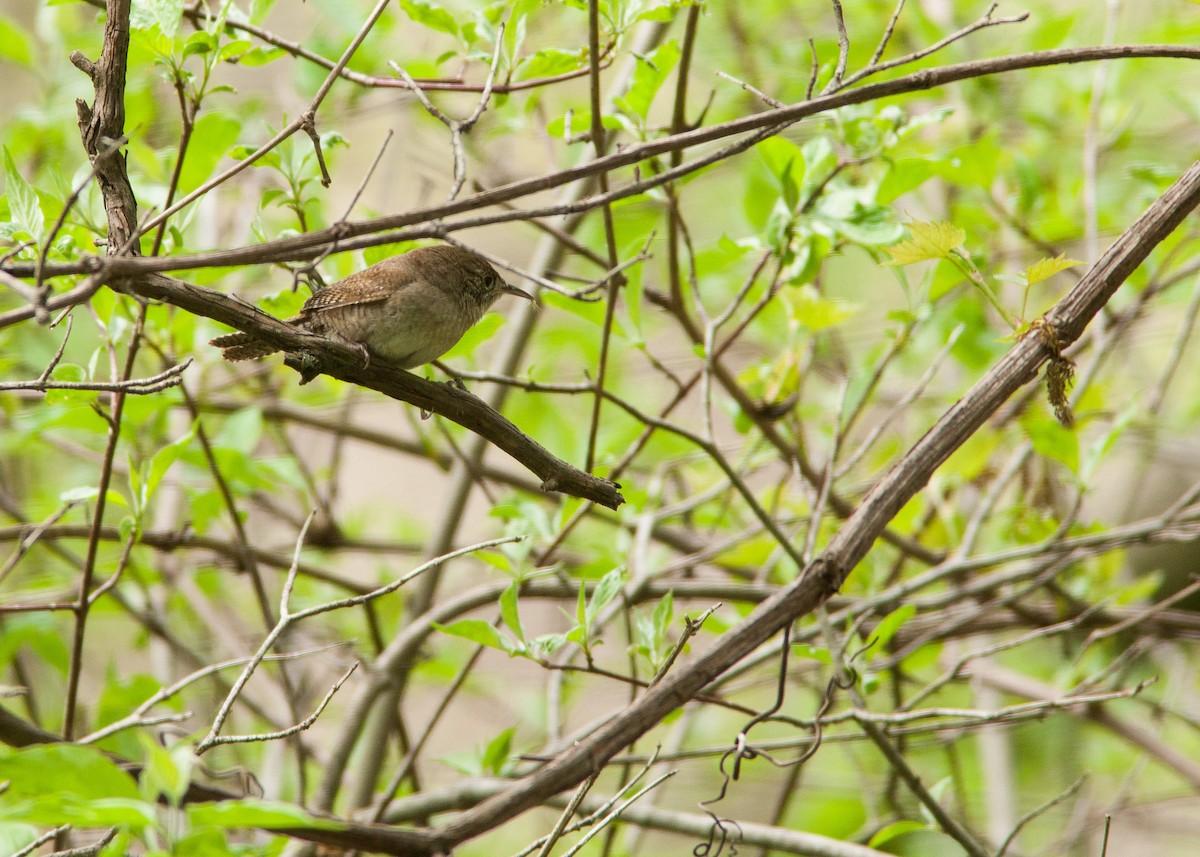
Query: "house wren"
209 244 534 369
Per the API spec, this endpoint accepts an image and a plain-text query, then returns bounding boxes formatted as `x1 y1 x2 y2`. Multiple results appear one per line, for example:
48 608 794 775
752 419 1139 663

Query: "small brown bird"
210 244 534 369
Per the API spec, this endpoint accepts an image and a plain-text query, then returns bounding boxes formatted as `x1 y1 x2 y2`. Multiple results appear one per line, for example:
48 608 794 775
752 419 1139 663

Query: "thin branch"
196 535 521 753
19 45 1200 282
136 0 394 236
581 0 626 473
823 0 851 93
716 70 784 108
12 827 70 857
836 3 1029 91
121 272 626 508
202 663 358 748
868 0 907 67
0 359 191 394
389 24 504 200
169 0 614 94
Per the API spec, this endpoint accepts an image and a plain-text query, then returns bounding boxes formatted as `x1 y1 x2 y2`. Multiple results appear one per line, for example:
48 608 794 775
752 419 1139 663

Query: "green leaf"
58 486 129 509
0 614 70 675
138 733 195 806
587 567 624 623
1129 161 1180 190
182 31 216 59
758 136 807 207
173 827 233 857
575 582 587 626
884 220 965 265
1 796 157 828
878 157 936 204
145 421 196 500
1024 253 1081 286
212 406 262 455
614 40 680 120
1023 411 1079 475
93 673 164 759
799 136 837 197
441 312 502 362
130 0 184 38
249 0 279 24
545 110 624 139
785 284 862 331
363 241 420 266
499 583 525 643
781 231 829 286
530 632 568 658
792 644 832 664
480 726 516 775
322 131 349 150
259 286 306 319
0 745 139 801
651 590 674 642
179 113 241 193
1080 404 1136 484
432 619 516 654
765 199 796 254
229 145 281 169
868 820 928 847
0 823 40 857
938 135 1001 188
516 47 587 81
216 39 253 63
232 46 287 66
2 147 44 240
42 363 87 405
0 16 33 66
440 726 517 777
398 0 459 38
918 780 954 830
839 205 904 246
867 604 916 653
188 799 345 830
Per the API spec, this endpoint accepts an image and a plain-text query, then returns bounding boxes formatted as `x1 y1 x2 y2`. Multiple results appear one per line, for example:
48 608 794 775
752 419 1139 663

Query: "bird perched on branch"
210 243 534 370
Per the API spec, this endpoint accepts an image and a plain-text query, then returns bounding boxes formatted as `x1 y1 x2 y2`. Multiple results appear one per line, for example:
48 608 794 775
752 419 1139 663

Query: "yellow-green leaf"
786 284 862 331
1025 253 1082 286
883 221 965 266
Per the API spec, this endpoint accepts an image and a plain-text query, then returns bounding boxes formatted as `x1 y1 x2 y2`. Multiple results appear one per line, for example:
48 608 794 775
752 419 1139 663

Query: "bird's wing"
301 265 414 314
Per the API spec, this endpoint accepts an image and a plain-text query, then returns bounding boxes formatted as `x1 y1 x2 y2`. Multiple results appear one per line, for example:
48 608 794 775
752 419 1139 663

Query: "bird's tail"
209 331 280 361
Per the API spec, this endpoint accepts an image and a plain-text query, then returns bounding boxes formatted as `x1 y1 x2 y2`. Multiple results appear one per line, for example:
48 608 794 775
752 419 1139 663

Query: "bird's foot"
429 360 467 390
284 352 324 385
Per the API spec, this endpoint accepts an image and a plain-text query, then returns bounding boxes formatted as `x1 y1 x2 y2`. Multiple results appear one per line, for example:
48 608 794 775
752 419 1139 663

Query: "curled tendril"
694 813 742 856
698 609 874 852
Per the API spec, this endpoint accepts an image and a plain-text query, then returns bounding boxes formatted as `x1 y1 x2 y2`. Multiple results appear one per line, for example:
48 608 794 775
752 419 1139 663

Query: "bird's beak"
501 282 536 303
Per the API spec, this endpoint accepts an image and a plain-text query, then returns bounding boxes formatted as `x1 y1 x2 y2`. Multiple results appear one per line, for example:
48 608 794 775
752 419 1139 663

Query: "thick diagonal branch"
426 162 1200 852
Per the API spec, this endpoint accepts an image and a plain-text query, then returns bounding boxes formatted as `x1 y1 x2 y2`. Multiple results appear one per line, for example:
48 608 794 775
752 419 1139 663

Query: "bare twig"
196 534 522 753
136 0 394 236
0 359 191 394
389 24 504 200
14 45 1200 285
